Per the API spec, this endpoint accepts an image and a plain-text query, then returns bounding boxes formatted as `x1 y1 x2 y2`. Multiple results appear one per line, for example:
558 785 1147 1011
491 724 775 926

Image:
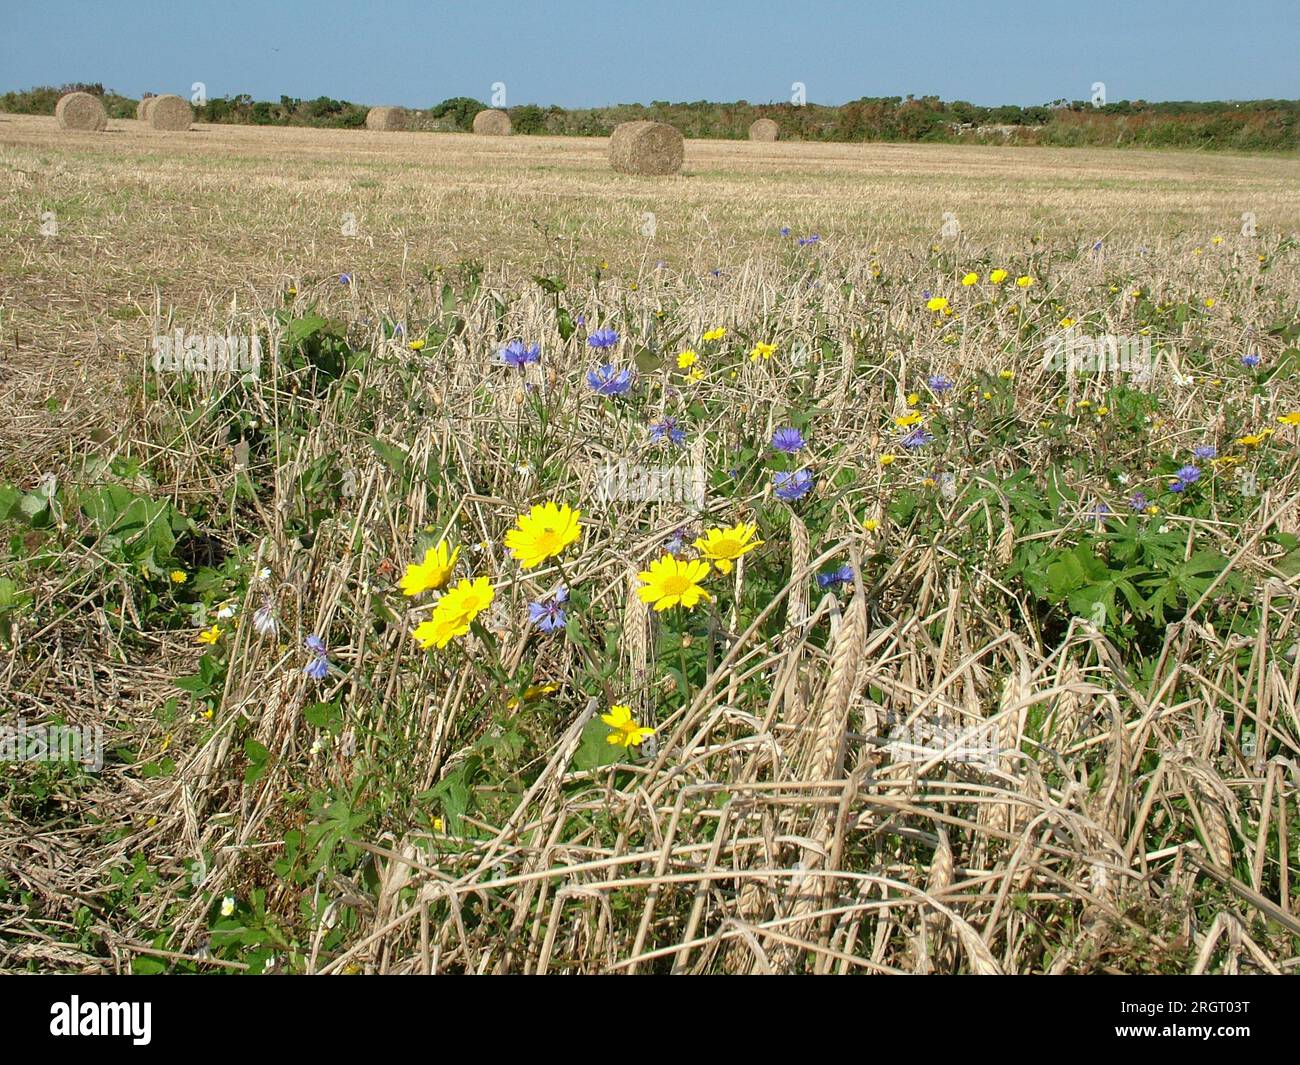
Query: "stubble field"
2 113 1299 974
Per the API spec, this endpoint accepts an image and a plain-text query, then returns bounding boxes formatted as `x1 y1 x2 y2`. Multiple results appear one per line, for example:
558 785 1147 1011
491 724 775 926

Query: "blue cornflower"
1175 465 1201 484
575 313 587 327
774 469 813 502
771 427 806 453
304 634 330 681
649 417 687 446
797 234 821 246
339 273 351 286
816 564 854 590
587 364 634 396
780 226 791 237
500 339 541 369
528 586 568 634
1242 353 1261 368
901 428 935 449
1128 492 1149 512
587 328 619 350
1193 445 1217 460
665 527 689 555
927 374 954 394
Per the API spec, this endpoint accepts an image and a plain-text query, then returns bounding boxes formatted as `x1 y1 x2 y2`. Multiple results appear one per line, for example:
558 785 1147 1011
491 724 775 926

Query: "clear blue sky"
2 0 1296 108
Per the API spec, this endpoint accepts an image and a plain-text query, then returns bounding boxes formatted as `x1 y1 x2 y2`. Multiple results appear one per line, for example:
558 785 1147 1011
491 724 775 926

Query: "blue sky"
2 0 1296 108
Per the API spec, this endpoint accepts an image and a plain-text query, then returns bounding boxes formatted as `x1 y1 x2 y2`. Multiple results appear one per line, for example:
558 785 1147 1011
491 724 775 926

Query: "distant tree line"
3 84 1297 151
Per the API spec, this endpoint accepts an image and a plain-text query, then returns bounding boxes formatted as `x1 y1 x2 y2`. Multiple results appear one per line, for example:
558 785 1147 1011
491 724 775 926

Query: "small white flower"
1158 523 1171 534
256 567 271 583
216 600 237 619
1116 472 1130 485
309 735 323 756
220 896 235 917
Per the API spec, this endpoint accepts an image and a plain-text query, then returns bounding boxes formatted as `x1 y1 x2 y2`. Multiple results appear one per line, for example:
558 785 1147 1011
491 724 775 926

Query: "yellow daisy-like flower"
686 367 704 383
413 576 495 649
1236 430 1274 448
989 269 1008 284
894 411 923 428
676 349 698 369
398 542 460 596
961 272 978 286
505 683 560 710
504 502 582 569
693 522 763 575
1145 504 1160 516
600 704 655 748
197 625 222 645
749 341 776 362
863 518 881 532
926 296 949 312
879 454 896 467
998 369 1014 380
702 327 726 342
1203 298 1215 308
1278 412 1300 426
409 338 426 351
636 555 711 612
1059 317 1075 328
907 392 920 406
1015 275 1034 288
170 570 188 584
1212 236 1224 246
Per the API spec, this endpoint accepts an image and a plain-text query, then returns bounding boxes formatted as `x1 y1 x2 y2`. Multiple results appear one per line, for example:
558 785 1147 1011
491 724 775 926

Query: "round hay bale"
608 120 684 176
137 96 155 122
55 92 108 132
148 94 192 131
748 118 779 142
365 106 407 131
472 109 512 135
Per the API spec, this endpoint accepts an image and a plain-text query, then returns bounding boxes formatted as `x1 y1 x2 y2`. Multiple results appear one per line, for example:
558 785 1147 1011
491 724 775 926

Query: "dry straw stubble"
608 120 684 176
147 94 193 131
365 106 407 131
472 109 512 135
55 92 108 132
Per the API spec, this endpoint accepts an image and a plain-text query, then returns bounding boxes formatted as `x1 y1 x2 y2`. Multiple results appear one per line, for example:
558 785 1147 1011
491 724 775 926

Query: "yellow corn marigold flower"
907 392 920 406
676 349 698 369
1212 236 1224 245
1015 275 1034 288
863 518 880 532
894 411 923 428
413 576 495 649
1278 412 1300 426
504 502 582 569
170 570 188 584
1059 317 1075 328
961 272 978 286
926 296 949 312
686 367 704 383
693 522 762 575
702 327 726 342
601 704 655 748
1236 430 1273 447
989 269 1008 284
998 369 1014 380
879 454 896 467
1203 298 1215 308
410 338 426 351
197 625 222 645
637 555 711 612
1145 504 1160 516
399 542 460 596
749 341 776 361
